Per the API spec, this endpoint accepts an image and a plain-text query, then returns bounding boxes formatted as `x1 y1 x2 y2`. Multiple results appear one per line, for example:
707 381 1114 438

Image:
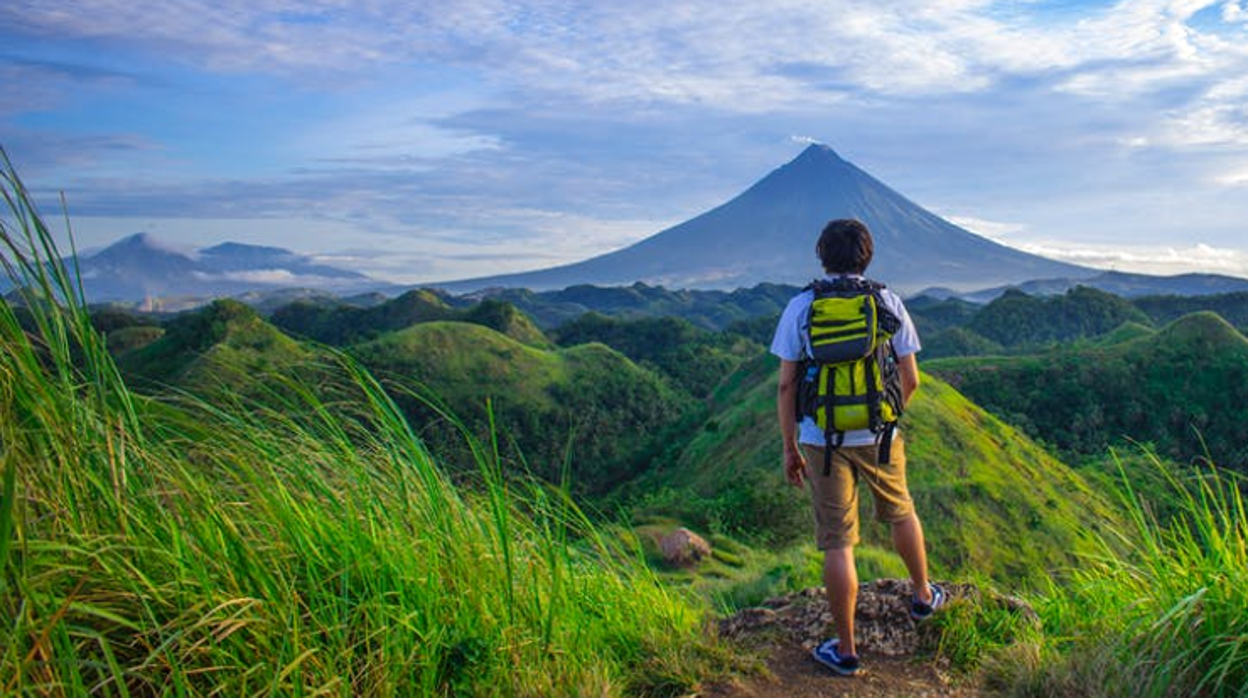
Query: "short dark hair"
816 219 874 274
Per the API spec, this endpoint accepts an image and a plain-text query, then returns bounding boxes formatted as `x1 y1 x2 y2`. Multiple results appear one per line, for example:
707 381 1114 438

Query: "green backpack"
797 277 904 474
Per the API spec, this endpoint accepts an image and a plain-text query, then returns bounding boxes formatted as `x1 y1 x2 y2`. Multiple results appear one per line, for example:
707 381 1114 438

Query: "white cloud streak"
1011 239 1248 278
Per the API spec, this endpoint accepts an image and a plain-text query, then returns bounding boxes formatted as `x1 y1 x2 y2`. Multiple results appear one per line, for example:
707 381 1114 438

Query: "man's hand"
784 447 807 487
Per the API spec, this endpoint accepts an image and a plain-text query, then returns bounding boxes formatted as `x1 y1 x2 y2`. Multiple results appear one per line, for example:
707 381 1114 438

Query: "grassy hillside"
927 311 1248 472
967 286 1152 348
1091 320 1156 347
904 294 981 336
118 298 322 393
628 354 1120 590
348 321 695 494
980 455 1248 697
551 312 760 398
1133 289 1248 331
269 288 458 344
481 281 799 331
270 290 550 349
1 160 728 696
113 300 682 496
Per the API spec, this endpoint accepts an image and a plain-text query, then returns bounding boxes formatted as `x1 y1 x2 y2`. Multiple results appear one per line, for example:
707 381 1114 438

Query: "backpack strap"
877 422 897 465
823 428 844 476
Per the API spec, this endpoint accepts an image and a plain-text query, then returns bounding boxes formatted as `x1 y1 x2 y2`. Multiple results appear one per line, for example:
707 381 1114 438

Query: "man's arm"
897 352 920 408
777 359 806 486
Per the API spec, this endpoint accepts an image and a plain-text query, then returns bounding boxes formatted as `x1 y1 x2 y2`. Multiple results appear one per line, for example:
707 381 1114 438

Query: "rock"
718 579 1036 657
660 527 712 566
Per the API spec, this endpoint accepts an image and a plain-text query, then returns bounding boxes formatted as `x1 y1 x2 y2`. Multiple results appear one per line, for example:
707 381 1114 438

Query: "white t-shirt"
769 276 921 447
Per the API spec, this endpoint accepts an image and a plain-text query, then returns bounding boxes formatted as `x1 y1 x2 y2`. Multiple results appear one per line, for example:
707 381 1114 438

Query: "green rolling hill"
347 321 696 493
270 289 551 349
628 354 1120 589
927 311 1248 471
117 298 325 394
115 301 695 496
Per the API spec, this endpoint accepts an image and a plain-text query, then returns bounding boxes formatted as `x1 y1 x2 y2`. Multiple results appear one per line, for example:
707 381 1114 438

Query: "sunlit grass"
0 148 727 696
981 449 1248 697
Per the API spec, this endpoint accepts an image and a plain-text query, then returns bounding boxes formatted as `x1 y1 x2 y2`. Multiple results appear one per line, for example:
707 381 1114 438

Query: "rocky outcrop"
660 527 712 566
718 579 1036 656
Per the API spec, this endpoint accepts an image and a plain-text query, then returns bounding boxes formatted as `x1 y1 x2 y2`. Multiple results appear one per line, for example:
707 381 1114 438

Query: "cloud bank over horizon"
4 0 1248 282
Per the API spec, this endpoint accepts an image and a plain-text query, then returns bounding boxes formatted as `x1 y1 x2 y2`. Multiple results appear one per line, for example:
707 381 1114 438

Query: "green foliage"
969 286 1153 350
926 591 1042 674
166 297 254 349
1091 320 1156 347
922 325 1005 359
631 521 824 613
552 312 760 398
901 378 1119 587
927 312 1248 473
117 298 323 395
117 301 694 501
1134 290 1248 332
723 312 780 346
462 298 552 348
88 305 160 334
348 322 695 495
104 324 164 355
993 455 1248 697
623 351 1119 589
905 294 982 336
484 281 799 331
270 289 551 349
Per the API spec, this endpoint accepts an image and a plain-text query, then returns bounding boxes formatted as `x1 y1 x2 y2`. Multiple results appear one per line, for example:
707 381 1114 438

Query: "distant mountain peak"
794 142 843 162
93 233 194 263
75 233 386 303
118 232 153 245
110 232 185 253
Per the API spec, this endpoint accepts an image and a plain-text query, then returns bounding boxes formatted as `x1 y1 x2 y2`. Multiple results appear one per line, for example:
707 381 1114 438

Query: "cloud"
3 131 161 177
0 55 137 117
191 268 376 288
8 1 1248 119
194 268 298 284
1011 239 1248 278
1214 165 1248 185
942 214 1027 239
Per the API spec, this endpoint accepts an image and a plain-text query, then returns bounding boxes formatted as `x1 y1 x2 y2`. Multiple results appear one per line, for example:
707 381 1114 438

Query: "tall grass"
988 450 1248 697
0 149 724 695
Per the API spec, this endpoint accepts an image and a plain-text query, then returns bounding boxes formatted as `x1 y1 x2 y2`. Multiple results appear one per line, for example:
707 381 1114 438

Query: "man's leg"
859 437 936 606
824 545 859 656
803 445 861 657
891 512 933 605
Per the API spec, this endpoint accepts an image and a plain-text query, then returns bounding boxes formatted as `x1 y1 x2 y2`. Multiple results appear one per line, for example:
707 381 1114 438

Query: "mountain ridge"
70 233 388 304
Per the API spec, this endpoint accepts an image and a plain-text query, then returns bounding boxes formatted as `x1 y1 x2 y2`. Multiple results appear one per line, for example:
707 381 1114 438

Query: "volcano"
440 144 1092 295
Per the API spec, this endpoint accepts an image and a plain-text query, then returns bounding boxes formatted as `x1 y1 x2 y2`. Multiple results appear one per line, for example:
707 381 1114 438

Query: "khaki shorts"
802 436 914 550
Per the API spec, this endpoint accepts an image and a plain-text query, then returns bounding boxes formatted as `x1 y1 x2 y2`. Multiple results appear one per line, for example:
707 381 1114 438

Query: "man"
770 218 945 677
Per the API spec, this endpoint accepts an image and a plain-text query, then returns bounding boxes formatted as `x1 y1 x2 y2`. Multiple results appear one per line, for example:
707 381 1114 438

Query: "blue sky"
4 0 1248 284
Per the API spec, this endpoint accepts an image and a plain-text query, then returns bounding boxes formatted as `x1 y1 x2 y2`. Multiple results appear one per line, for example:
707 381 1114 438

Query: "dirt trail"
700 636 980 697
699 581 996 697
